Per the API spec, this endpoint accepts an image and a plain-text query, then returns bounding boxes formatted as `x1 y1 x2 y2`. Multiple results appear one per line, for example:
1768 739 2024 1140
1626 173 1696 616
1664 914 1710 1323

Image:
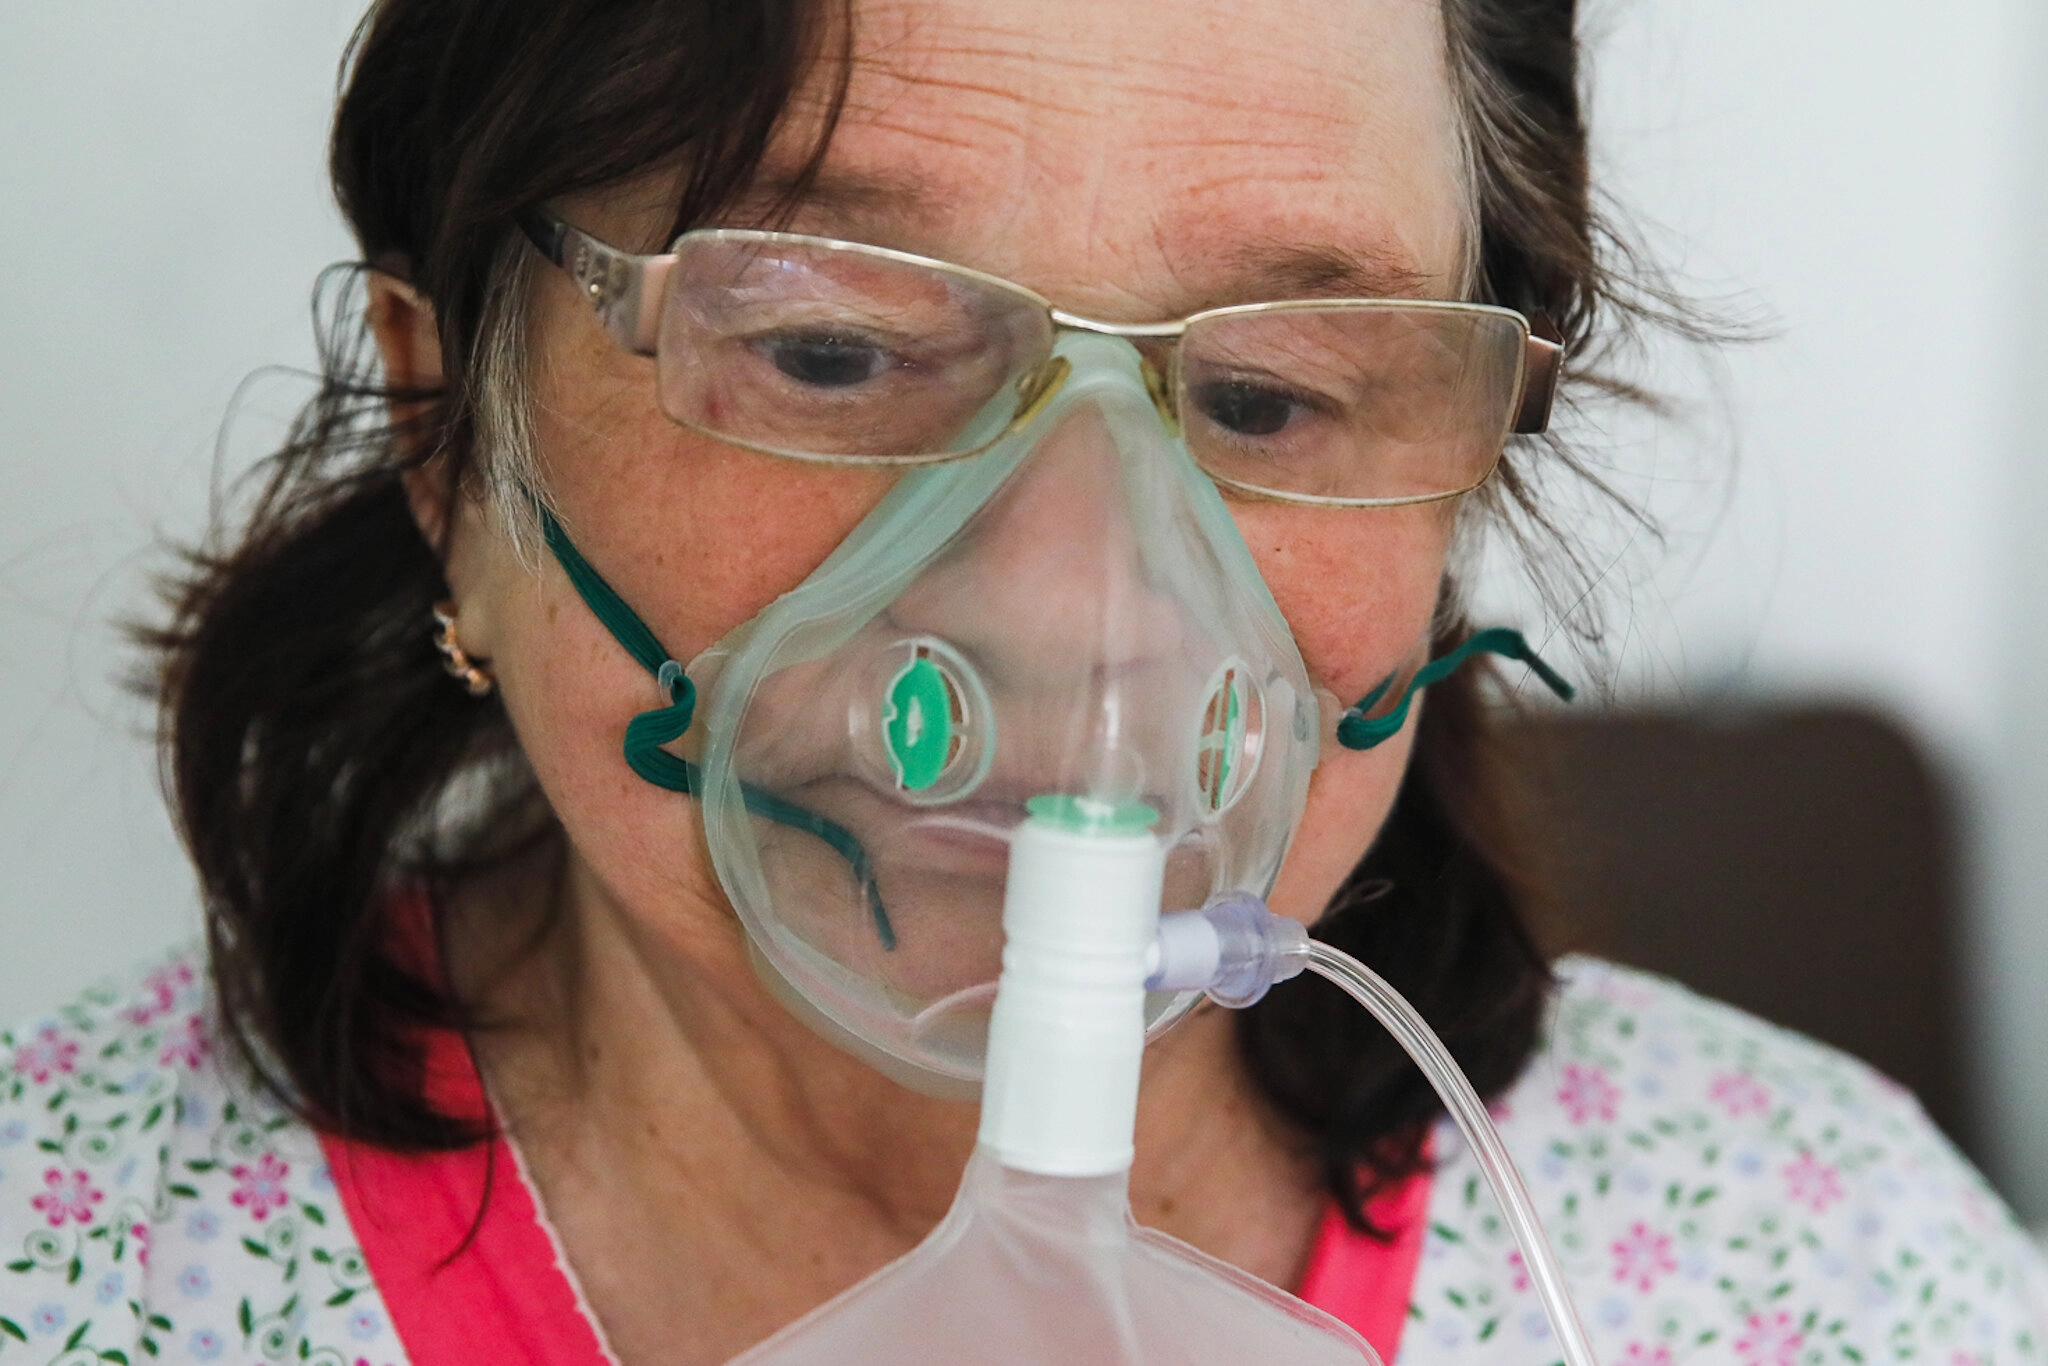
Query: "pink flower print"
10 1026 79 1084
1621 1345 1674 1366
1605 979 1658 1010
130 1221 151 1268
124 963 195 1026
230 1152 291 1221
1507 1249 1530 1293
1783 1151 1844 1213
1709 1071 1771 1118
1736 1311 1804 1366
1610 1222 1677 1292
30 1167 103 1228
1557 1063 1620 1124
157 1014 211 1071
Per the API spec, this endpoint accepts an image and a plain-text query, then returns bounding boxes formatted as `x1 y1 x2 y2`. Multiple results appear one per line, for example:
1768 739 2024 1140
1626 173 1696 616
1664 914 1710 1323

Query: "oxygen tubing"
1145 897 1598 1366
1301 941 1599 1366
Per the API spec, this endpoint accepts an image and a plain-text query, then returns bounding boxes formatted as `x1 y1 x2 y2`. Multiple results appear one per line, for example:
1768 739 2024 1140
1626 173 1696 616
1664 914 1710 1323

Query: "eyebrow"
1217 241 1438 303
726 169 1440 304
724 166 939 232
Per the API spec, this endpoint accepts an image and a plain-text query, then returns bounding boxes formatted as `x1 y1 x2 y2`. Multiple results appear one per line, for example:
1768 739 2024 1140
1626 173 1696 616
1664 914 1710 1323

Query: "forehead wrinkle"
737 0 1467 309
855 107 1037 158
854 61 1097 120
847 19 1107 121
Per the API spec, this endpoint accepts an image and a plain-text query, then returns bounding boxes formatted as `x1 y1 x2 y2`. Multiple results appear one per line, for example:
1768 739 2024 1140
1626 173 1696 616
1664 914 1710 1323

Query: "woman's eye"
759 333 892 388
1191 381 1305 437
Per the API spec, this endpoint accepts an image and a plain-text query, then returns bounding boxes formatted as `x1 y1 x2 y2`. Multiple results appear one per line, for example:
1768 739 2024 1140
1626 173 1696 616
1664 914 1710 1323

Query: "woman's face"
447 0 1469 961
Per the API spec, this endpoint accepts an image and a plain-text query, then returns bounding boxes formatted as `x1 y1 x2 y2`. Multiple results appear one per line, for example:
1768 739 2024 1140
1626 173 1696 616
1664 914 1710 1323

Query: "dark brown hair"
153 0 1623 1225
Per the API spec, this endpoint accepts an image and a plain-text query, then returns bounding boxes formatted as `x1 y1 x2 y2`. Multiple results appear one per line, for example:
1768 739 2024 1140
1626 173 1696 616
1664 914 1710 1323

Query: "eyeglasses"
518 210 1561 508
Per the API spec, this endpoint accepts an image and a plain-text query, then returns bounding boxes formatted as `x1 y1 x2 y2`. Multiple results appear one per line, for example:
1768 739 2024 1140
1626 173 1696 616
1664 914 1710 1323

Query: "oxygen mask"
521 213 1571 1094
673 335 1315 1089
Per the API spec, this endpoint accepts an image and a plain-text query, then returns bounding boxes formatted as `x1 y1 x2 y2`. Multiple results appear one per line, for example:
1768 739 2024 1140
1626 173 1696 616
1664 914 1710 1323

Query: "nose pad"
1005 333 1195 505
1007 356 1072 432
1137 348 1180 436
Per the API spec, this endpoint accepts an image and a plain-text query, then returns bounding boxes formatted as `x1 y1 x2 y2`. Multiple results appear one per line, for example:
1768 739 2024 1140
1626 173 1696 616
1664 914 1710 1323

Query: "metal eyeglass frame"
516 209 1564 507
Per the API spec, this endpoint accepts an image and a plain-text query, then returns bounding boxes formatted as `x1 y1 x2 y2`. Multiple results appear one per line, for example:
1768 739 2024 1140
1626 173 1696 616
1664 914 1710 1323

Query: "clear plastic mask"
685 335 1320 1093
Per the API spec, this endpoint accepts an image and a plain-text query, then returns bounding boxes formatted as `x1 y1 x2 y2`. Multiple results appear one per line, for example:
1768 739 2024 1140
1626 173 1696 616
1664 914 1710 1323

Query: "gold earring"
431 601 496 697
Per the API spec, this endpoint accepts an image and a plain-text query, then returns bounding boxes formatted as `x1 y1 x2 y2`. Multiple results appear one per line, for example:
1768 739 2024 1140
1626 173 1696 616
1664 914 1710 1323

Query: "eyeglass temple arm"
517 209 672 356
1512 319 1564 435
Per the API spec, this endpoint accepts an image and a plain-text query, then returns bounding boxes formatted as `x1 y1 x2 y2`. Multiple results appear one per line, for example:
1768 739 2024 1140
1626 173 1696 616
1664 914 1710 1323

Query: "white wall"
1980 2 2048 1228
0 4 360 1014
1544 0 2048 1221
2 2 2044 1216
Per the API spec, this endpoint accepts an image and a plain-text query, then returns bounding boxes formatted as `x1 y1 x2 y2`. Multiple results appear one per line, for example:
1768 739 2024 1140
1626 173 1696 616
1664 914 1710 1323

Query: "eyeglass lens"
656 235 1523 501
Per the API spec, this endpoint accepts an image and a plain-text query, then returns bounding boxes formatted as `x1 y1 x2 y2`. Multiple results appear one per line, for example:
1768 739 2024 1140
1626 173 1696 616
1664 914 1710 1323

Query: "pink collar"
324 1027 1428 1363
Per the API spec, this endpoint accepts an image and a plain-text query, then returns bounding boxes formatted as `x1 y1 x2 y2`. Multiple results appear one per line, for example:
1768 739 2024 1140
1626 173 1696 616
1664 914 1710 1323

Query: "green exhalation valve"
884 646 961 792
1196 666 1245 812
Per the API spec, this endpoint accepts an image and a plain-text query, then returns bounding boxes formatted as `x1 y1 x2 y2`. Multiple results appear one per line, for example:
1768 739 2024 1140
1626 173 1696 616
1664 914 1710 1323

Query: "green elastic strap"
542 511 699 791
538 508 896 950
1336 627 1574 751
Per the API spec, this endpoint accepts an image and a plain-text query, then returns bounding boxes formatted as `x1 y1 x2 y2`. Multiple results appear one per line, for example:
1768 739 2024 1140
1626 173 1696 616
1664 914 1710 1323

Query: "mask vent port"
1195 661 1261 815
872 636 995 805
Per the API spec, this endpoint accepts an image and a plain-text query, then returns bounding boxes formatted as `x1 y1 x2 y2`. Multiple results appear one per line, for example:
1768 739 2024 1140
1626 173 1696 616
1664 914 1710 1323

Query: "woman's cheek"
473 525 724 925
1267 724 1416 926
1228 499 1455 926
519 261 900 670
461 344 900 937
1228 500 1452 702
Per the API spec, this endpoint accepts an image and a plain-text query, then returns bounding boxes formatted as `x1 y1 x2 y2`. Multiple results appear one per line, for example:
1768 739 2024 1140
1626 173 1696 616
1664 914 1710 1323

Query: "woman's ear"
366 271 455 545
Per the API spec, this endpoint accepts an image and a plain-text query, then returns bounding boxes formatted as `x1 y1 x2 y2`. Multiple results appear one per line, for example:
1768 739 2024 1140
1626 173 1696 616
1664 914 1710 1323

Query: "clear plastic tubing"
1299 941 1598 1366
1148 896 1599 1366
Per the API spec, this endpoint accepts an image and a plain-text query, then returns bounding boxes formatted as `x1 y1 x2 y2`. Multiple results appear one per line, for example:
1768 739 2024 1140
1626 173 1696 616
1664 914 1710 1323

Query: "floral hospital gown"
1 949 2042 1364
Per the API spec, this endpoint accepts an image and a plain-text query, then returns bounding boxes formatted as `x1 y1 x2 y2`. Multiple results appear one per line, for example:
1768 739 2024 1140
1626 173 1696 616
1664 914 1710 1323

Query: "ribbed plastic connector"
1144 891 1310 1008
977 808 1167 1177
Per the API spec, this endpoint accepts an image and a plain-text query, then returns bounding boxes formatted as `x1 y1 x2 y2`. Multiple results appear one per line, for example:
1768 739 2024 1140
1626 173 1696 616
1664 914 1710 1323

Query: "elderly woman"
3 0 2043 1361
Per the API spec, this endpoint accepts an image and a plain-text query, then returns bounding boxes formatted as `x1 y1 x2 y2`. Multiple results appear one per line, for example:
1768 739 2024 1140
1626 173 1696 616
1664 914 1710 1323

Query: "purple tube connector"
1143 891 1311 1008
